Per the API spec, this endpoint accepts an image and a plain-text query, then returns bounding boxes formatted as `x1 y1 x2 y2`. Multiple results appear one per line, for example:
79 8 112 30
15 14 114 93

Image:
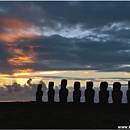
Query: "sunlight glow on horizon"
0 70 129 88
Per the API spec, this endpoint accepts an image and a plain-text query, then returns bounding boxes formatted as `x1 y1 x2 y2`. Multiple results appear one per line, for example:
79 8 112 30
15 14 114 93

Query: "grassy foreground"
0 102 130 128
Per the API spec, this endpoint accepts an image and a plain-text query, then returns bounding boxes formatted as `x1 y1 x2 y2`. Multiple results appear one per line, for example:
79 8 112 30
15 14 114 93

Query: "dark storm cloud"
34 2 130 28
28 34 130 72
0 2 44 25
1 2 130 73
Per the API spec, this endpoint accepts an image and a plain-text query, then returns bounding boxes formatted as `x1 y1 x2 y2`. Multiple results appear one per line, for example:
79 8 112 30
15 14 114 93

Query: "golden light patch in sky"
19 69 33 72
5 43 38 65
82 70 95 73
0 74 10 77
8 55 36 65
123 73 130 76
0 70 129 88
39 71 66 75
11 71 66 78
13 72 31 76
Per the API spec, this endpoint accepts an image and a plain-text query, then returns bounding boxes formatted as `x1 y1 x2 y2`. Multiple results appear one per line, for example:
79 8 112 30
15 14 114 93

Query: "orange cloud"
19 69 33 72
8 55 36 65
0 31 38 42
4 43 38 65
0 18 31 29
0 17 41 42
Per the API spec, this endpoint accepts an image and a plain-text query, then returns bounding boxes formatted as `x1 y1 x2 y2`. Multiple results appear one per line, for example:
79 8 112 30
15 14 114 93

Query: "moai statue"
85 81 95 104
59 79 68 103
48 82 55 103
99 82 109 104
36 84 43 102
73 82 81 103
127 81 130 104
112 82 123 104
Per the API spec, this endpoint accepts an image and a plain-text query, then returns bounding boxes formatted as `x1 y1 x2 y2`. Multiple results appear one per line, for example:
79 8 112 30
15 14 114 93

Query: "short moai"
85 81 95 104
127 81 130 104
112 82 123 104
36 84 43 102
48 82 55 103
73 82 81 103
59 79 68 103
99 82 109 104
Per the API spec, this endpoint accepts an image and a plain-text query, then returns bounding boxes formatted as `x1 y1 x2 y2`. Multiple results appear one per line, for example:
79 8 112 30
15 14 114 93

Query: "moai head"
61 79 67 89
100 81 108 91
113 82 121 91
128 81 130 90
49 82 54 90
74 82 80 90
37 84 42 91
86 81 93 90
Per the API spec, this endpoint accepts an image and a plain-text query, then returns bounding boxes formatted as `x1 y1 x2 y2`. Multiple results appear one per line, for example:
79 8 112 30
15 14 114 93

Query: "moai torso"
48 82 55 103
36 84 43 102
59 79 68 103
99 82 109 104
73 82 81 103
112 82 122 104
127 81 130 104
85 81 95 103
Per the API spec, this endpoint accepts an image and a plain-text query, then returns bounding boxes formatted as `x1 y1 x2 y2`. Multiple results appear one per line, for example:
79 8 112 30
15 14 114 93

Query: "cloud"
0 1 130 102
0 78 128 103
1 2 130 75
0 17 42 42
1 78 47 101
42 23 94 39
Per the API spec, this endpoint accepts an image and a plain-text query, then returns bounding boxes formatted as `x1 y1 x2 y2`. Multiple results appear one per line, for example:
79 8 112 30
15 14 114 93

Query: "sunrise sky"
0 1 130 102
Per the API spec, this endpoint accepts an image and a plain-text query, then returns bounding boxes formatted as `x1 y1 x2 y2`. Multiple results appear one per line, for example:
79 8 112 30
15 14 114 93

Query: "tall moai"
36 84 43 102
73 82 81 103
127 81 130 104
59 79 68 103
99 81 109 104
85 81 95 104
112 82 122 104
48 82 55 103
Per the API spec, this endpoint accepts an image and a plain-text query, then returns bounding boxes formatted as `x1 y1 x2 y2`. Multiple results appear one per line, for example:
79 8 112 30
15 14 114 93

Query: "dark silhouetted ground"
0 102 130 128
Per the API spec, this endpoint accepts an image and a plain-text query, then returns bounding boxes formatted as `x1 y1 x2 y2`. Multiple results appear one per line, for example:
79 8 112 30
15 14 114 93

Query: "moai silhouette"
85 81 95 104
59 79 68 103
99 82 109 104
112 82 122 104
127 81 130 104
48 82 55 103
36 84 43 102
73 82 81 103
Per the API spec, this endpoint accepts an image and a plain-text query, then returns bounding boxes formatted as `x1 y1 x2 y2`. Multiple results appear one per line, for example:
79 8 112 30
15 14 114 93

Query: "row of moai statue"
36 79 130 104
